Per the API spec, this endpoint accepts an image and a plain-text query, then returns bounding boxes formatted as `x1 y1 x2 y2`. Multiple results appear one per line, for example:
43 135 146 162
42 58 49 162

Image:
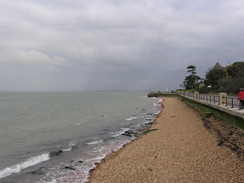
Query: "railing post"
231 96 234 108
210 95 211 102
194 92 199 100
218 93 227 106
214 96 215 103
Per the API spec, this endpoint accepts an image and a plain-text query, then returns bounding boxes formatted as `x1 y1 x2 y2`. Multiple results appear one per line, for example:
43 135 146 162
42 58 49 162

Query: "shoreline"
87 100 164 177
88 97 244 183
85 102 163 182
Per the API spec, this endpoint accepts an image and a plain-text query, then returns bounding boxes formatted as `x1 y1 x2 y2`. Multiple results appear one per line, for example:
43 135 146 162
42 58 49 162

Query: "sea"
0 91 161 183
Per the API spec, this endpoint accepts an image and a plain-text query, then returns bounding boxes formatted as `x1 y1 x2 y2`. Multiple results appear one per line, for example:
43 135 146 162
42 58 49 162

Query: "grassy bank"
178 96 244 129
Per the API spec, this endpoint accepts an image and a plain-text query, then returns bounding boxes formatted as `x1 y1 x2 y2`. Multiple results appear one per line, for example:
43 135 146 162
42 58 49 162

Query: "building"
212 62 232 71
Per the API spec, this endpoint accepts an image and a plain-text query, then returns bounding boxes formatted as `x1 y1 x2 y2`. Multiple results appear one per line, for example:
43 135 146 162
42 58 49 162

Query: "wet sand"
88 97 244 183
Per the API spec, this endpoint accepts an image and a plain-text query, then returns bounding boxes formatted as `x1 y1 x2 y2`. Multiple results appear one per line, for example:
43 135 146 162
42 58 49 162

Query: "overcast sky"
0 0 244 91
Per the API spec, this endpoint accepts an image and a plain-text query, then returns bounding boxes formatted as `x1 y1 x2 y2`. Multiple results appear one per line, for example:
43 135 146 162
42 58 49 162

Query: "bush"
199 86 210 94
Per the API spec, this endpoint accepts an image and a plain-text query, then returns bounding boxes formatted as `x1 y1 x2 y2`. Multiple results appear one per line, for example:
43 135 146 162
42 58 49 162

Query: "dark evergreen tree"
184 65 201 89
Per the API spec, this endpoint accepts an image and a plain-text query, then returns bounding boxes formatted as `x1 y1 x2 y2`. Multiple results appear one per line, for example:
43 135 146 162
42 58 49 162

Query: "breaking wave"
0 153 50 179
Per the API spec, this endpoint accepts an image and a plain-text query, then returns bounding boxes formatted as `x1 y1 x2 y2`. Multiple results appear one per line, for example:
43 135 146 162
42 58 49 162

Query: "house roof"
212 62 232 71
213 62 223 70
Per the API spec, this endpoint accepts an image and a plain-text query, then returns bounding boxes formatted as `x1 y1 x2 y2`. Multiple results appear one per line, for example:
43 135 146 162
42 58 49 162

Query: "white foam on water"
37 135 133 183
38 180 57 183
158 98 163 103
110 132 121 137
87 140 103 145
110 127 131 137
153 97 163 106
125 116 139 121
38 147 109 183
62 147 72 152
0 153 50 179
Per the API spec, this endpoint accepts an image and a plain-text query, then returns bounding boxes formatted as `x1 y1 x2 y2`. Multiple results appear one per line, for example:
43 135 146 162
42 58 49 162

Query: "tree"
225 62 244 93
205 69 227 90
199 61 244 94
184 65 201 89
227 62 244 77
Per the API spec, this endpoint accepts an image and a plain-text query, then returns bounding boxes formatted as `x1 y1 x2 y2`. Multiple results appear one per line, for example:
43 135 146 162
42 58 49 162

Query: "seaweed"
143 129 158 135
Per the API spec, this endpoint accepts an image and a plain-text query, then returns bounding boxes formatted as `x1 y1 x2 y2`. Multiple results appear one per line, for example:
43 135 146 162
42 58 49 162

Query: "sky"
0 0 244 91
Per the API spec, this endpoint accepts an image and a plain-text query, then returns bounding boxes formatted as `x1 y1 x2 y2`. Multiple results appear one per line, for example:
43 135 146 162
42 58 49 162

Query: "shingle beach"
88 97 244 183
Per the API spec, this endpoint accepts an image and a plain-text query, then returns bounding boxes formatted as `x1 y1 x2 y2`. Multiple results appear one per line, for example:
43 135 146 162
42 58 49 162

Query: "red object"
238 91 244 100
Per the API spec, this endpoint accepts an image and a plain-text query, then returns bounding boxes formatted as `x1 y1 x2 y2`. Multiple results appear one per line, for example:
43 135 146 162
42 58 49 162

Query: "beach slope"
88 98 243 183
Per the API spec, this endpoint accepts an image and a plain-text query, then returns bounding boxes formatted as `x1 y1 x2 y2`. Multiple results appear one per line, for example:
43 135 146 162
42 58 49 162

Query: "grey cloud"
0 0 244 91
0 50 67 65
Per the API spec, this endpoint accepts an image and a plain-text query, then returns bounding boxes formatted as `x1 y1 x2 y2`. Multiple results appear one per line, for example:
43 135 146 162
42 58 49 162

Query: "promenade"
88 98 243 183
181 92 244 120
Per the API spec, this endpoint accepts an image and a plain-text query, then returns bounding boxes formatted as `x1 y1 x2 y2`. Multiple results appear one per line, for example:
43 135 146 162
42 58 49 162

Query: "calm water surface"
0 91 160 183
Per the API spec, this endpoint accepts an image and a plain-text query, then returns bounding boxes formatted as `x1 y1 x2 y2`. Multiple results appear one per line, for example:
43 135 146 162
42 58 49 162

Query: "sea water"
0 91 161 183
